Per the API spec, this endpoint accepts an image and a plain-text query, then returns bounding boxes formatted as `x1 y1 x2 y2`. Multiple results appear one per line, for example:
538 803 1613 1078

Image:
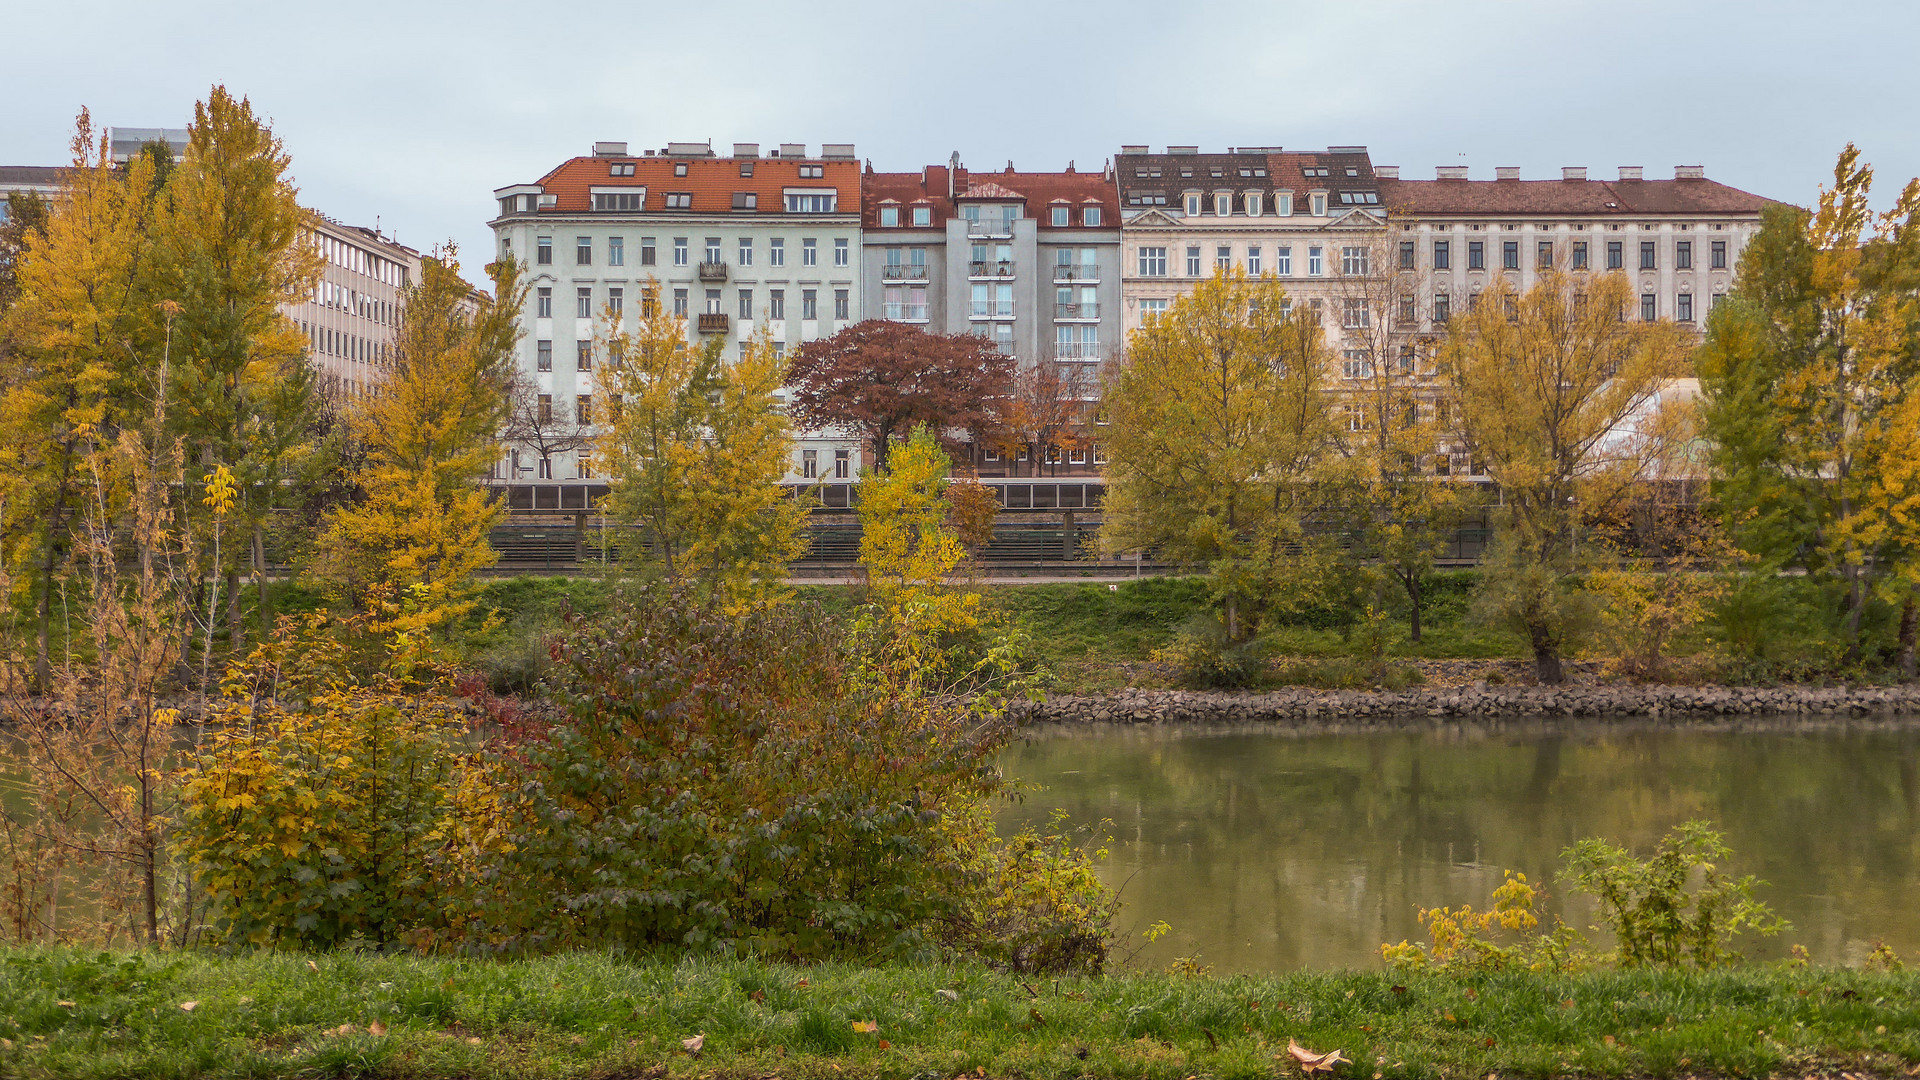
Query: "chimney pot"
1618 165 1644 181
1562 166 1587 181
1120 144 1148 155
1495 166 1521 181
1437 165 1469 180
592 141 628 157
1675 164 1705 179
732 143 759 158
779 143 807 159
1374 165 1400 179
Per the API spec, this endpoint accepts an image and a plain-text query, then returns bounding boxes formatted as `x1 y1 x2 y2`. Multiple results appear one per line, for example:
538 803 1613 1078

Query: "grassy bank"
1 951 1915 1079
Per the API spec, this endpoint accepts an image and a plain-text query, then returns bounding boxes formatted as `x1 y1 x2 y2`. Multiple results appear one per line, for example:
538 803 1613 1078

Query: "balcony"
1052 263 1100 283
965 218 1016 238
696 312 730 334
969 302 1015 320
1055 341 1103 361
881 263 930 281
1054 303 1100 320
697 261 729 282
968 260 1016 279
883 303 930 321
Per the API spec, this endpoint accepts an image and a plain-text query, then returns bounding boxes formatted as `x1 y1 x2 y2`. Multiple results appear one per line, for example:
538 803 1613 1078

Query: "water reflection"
994 720 1920 973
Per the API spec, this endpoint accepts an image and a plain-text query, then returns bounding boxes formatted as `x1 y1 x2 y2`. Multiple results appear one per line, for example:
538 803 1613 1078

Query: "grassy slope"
1 951 1915 1080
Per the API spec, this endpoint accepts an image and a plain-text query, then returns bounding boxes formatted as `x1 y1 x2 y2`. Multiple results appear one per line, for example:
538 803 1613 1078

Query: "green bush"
1155 615 1271 689
1563 820 1789 968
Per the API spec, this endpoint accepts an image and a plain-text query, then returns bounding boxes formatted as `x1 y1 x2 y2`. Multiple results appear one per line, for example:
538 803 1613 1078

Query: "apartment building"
490 140 862 509
861 155 1121 484
287 216 421 403
1116 145 1387 344
0 166 59 222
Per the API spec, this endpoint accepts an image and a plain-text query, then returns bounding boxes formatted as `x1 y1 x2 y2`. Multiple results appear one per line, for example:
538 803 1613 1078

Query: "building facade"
861 156 1121 483
490 140 862 510
0 166 59 223
287 216 421 403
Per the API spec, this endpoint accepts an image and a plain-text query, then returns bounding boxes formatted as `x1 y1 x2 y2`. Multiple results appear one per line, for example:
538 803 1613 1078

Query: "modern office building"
0 166 60 222
287 215 422 403
490 140 863 509
104 127 188 164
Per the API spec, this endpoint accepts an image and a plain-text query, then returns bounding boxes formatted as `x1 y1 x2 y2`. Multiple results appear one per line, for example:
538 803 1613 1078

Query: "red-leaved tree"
787 320 1012 473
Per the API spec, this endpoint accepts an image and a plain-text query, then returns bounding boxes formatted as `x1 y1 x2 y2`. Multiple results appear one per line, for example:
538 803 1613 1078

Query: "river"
994 719 1920 973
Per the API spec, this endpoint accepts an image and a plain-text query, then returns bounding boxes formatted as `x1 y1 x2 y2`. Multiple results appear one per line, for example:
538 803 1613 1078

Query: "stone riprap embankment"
1015 682 1920 725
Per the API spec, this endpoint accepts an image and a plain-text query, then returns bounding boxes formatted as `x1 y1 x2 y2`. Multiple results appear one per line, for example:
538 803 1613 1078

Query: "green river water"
994 720 1920 973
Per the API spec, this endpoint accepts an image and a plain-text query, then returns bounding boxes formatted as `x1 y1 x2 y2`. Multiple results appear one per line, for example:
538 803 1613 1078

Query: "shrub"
1563 819 1789 968
1155 615 1270 689
940 809 1117 975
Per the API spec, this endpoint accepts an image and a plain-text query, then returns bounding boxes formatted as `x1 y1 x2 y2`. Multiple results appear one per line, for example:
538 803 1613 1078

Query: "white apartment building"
490 140 862 512
287 216 421 403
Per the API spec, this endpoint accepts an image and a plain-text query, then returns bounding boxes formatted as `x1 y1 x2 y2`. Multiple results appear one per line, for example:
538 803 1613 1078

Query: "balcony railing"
965 218 1016 237
883 303 930 321
968 260 1016 278
696 312 730 334
1054 303 1100 320
881 263 930 281
697 261 729 282
1052 263 1100 282
969 302 1015 319
1054 341 1103 360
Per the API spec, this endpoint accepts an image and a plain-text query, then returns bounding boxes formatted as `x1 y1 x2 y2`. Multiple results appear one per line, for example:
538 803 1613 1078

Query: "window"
608 236 625 265
834 289 849 320
1276 193 1293 216
1537 241 1553 269
1342 246 1369 276
1399 241 1415 270
1138 246 1167 276
705 237 722 263
1677 292 1694 322
673 162 688 177
802 449 818 478
576 236 592 264
802 238 818 266
1069 447 1087 465
536 339 552 371
1140 297 1169 319
576 287 592 318
1343 298 1370 329
673 237 689 266
913 206 931 227
1433 293 1450 323
664 193 692 209
536 287 552 318
1571 241 1588 270
576 340 593 370
785 193 837 213
880 205 899 227
537 456 552 480
1216 245 1232 271
1504 295 1519 321
1308 246 1324 276
802 289 818 320
607 287 623 316
1433 240 1450 269
1675 240 1693 270
832 449 851 478
1501 240 1519 270
739 161 754 178
673 288 688 317
1247 246 1262 275
1467 241 1485 270
1641 292 1657 321
799 164 825 179
1640 241 1657 270
1606 241 1623 269
738 289 754 319
609 162 635 177
834 238 849 267
593 191 641 211
770 289 785 319
576 394 593 426
1051 205 1069 227
641 286 659 318
1311 192 1327 216
1276 245 1292 275
769 237 785 266
1246 194 1262 217
1214 193 1231 216
1342 350 1374 379
1711 240 1727 269
1185 245 1202 276
536 236 552 264
1083 206 1101 226
704 288 721 314
640 237 656 265
1184 193 1202 216
1398 294 1416 323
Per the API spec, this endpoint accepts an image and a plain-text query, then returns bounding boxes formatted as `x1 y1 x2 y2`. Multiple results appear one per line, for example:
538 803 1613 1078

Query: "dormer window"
880 205 899 227
1051 204 1070 227
732 192 758 210
593 190 643 211
1276 192 1294 216
674 162 688 177
1180 167 1193 178
799 164 825 179
1214 193 1231 216
912 205 931 227
739 161 754 177
1082 206 1101 227
1246 193 1262 217
609 162 636 177
1311 192 1327 216
1184 193 1202 216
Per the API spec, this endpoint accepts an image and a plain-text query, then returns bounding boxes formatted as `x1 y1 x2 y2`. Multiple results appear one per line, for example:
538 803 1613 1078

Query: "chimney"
666 141 712 157
1437 165 1469 180
948 151 960 200
1168 145 1199 155
821 143 855 159
1495 166 1521 181
779 143 807 159
1618 165 1644 181
1120 144 1148 155
1374 165 1400 179
1562 166 1587 181
592 141 628 157
1675 165 1705 180
732 143 760 158
1327 145 1368 155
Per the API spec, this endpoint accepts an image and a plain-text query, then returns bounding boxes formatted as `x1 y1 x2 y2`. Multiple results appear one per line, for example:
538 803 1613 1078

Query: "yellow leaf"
851 1020 879 1034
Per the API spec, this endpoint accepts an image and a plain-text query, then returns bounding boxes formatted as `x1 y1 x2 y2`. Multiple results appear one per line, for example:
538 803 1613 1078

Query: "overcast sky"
5 0 1914 281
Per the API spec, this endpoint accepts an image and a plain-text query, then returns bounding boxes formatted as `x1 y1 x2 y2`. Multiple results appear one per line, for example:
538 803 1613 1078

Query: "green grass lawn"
1 950 1914 1079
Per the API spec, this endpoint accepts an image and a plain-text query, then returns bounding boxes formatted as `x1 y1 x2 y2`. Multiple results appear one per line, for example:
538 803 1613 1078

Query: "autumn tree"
500 369 590 489
597 296 806 610
0 189 51 320
148 86 321 653
993 358 1095 476
788 319 1011 474
1100 267 1340 641
0 110 161 687
1439 271 1693 682
314 250 523 638
1698 145 1920 659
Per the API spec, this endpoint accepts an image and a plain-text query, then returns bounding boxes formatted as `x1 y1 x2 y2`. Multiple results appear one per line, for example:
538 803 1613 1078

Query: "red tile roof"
862 164 1118 229
525 154 860 215
1378 176 1777 216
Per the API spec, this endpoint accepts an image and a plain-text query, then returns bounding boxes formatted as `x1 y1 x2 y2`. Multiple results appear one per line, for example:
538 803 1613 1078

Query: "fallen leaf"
1561 999 1575 1009
877 1039 891 1050
467 1036 483 1045
1389 986 1406 996
1287 1038 1350 1075
369 1020 388 1037
307 960 319 973
750 989 766 1003
683 1034 706 1056
56 1001 73 1008
1464 987 1479 1000
795 978 808 988
333 1024 355 1037
851 1020 879 1034
935 988 959 1002
1602 1035 1616 1047
1483 1037 1496 1049
179 1001 198 1012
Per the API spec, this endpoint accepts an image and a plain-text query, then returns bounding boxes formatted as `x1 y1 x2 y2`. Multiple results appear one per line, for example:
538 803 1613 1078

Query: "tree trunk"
253 525 270 639
1533 648 1564 685
225 567 242 657
1898 587 1919 681
33 555 53 691
1403 570 1423 644
1225 594 1240 643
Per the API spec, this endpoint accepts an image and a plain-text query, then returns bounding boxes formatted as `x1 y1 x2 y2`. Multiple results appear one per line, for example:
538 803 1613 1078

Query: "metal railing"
968 260 1016 278
883 303 930 321
1054 303 1099 319
969 302 1015 319
697 261 728 281
1052 263 1100 282
1054 341 1103 360
696 312 730 334
881 263 930 280
965 218 1016 237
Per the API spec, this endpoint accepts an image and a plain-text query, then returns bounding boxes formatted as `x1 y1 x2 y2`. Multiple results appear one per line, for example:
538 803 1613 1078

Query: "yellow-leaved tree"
1440 271 1693 682
1100 267 1339 641
314 249 523 640
596 285 805 611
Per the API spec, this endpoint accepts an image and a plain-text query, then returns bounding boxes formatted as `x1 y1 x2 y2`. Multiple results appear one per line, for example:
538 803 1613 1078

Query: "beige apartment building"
287 216 422 402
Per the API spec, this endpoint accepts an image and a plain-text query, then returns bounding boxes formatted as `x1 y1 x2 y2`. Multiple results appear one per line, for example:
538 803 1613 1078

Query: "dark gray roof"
0 166 62 188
